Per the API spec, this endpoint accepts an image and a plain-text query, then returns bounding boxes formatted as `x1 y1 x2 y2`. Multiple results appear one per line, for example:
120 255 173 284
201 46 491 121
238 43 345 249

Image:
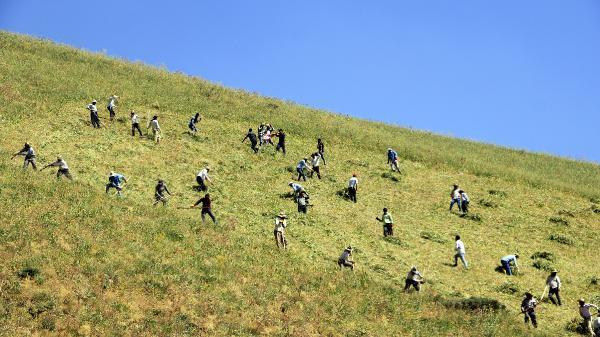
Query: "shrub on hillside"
478 199 498 208
488 190 507 197
460 213 481 222
530 251 555 262
532 259 554 272
592 204 600 214
495 281 520 294
420 231 448 244
18 266 39 279
549 216 569 226
28 292 55 318
588 276 600 287
443 297 506 311
558 210 576 217
548 234 575 246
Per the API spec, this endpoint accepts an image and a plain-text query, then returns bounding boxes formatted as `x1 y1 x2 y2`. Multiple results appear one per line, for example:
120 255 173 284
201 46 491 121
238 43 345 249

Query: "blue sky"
1 1 599 162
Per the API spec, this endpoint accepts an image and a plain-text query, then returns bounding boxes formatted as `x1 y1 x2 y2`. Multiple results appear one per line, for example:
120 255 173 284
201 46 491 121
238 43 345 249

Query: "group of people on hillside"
10 96 600 336
449 184 470 214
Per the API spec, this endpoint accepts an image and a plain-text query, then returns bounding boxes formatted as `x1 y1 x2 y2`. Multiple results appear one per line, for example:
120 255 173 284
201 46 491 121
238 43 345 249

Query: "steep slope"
0 31 599 336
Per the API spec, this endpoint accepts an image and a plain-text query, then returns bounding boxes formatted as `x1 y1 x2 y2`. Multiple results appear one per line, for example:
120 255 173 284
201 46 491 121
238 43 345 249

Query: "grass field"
0 31 599 336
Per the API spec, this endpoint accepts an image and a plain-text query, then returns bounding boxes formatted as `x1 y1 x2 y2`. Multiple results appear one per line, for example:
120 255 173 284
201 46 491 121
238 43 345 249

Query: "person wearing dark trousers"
242 128 259 153
348 173 358 203
500 254 519 275
130 111 143 136
521 292 538 328
188 113 201 135
317 138 326 165
153 180 171 206
545 270 562 306
459 190 470 214
376 208 394 237
296 157 310 181
404 266 424 292
107 95 118 121
338 246 354 270
309 152 322 179
12 143 37 170
196 167 211 192
274 129 286 155
297 191 309 214
449 184 462 212
88 100 100 128
41 156 73 180
193 193 217 224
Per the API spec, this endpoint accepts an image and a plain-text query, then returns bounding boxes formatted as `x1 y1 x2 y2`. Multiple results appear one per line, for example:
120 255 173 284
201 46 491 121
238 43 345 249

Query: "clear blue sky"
1 1 599 162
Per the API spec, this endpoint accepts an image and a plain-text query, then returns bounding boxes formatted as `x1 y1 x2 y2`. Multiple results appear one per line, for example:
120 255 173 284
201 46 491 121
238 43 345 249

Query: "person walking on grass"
296 157 311 181
188 113 201 135
258 123 266 146
500 254 519 275
274 211 288 249
106 171 127 196
88 99 100 128
11 143 37 170
521 292 538 329
242 128 259 153
453 235 468 268
404 266 425 292
41 156 73 180
375 208 394 237
579 299 599 337
387 148 400 173
309 152 322 179
149 115 162 143
107 94 119 121
274 129 286 155
317 138 326 165
297 190 309 214
449 184 462 212
338 246 354 270
348 173 359 203
192 193 217 224
153 179 171 206
196 167 212 192
544 270 561 306
459 190 470 214
130 111 143 136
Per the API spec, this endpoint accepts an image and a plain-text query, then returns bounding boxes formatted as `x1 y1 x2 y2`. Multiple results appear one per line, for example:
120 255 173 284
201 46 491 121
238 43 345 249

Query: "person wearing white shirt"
107 95 118 121
196 167 212 191
348 173 358 203
41 156 72 180
545 270 561 306
87 100 100 128
309 152 322 179
149 115 161 143
449 184 462 212
579 299 599 336
273 211 288 249
404 266 424 292
453 235 468 268
130 111 143 136
296 157 310 181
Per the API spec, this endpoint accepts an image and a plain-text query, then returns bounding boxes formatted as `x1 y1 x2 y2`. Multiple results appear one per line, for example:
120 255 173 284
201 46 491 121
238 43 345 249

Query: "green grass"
0 30 599 336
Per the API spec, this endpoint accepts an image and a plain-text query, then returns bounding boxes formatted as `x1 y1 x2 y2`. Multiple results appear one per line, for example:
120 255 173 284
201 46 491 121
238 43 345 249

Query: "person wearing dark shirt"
193 193 217 224
153 180 171 206
12 143 37 170
317 138 326 165
188 113 201 135
274 129 286 155
242 128 259 153
521 292 538 328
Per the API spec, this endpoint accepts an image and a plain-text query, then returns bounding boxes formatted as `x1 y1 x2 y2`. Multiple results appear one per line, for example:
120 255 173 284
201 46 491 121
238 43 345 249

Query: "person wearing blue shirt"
500 254 519 275
296 157 310 181
387 148 400 173
106 171 127 196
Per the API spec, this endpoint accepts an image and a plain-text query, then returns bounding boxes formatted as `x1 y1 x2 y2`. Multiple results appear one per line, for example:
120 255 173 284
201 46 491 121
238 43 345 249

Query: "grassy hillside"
0 31 599 336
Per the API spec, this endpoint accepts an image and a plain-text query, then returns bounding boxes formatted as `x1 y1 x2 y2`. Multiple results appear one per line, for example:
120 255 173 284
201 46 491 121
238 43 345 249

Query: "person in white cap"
196 167 212 192
387 148 400 173
130 111 143 136
579 299 599 336
149 115 161 143
107 94 119 121
274 211 288 249
41 156 72 180
88 100 100 128
545 270 561 306
338 246 354 270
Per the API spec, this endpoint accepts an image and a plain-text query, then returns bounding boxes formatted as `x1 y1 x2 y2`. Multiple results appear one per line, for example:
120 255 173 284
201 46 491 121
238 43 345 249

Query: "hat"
57 156 63 161
579 298 585 304
278 211 287 218
304 157 308 160
109 171 115 176
92 99 97 104
411 266 417 271
289 182 294 186
525 291 533 297
345 246 353 251
551 269 558 274
158 179 164 183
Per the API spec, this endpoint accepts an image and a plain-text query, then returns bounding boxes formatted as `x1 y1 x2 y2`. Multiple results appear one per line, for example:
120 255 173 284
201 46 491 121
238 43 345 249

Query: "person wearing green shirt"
376 208 394 237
